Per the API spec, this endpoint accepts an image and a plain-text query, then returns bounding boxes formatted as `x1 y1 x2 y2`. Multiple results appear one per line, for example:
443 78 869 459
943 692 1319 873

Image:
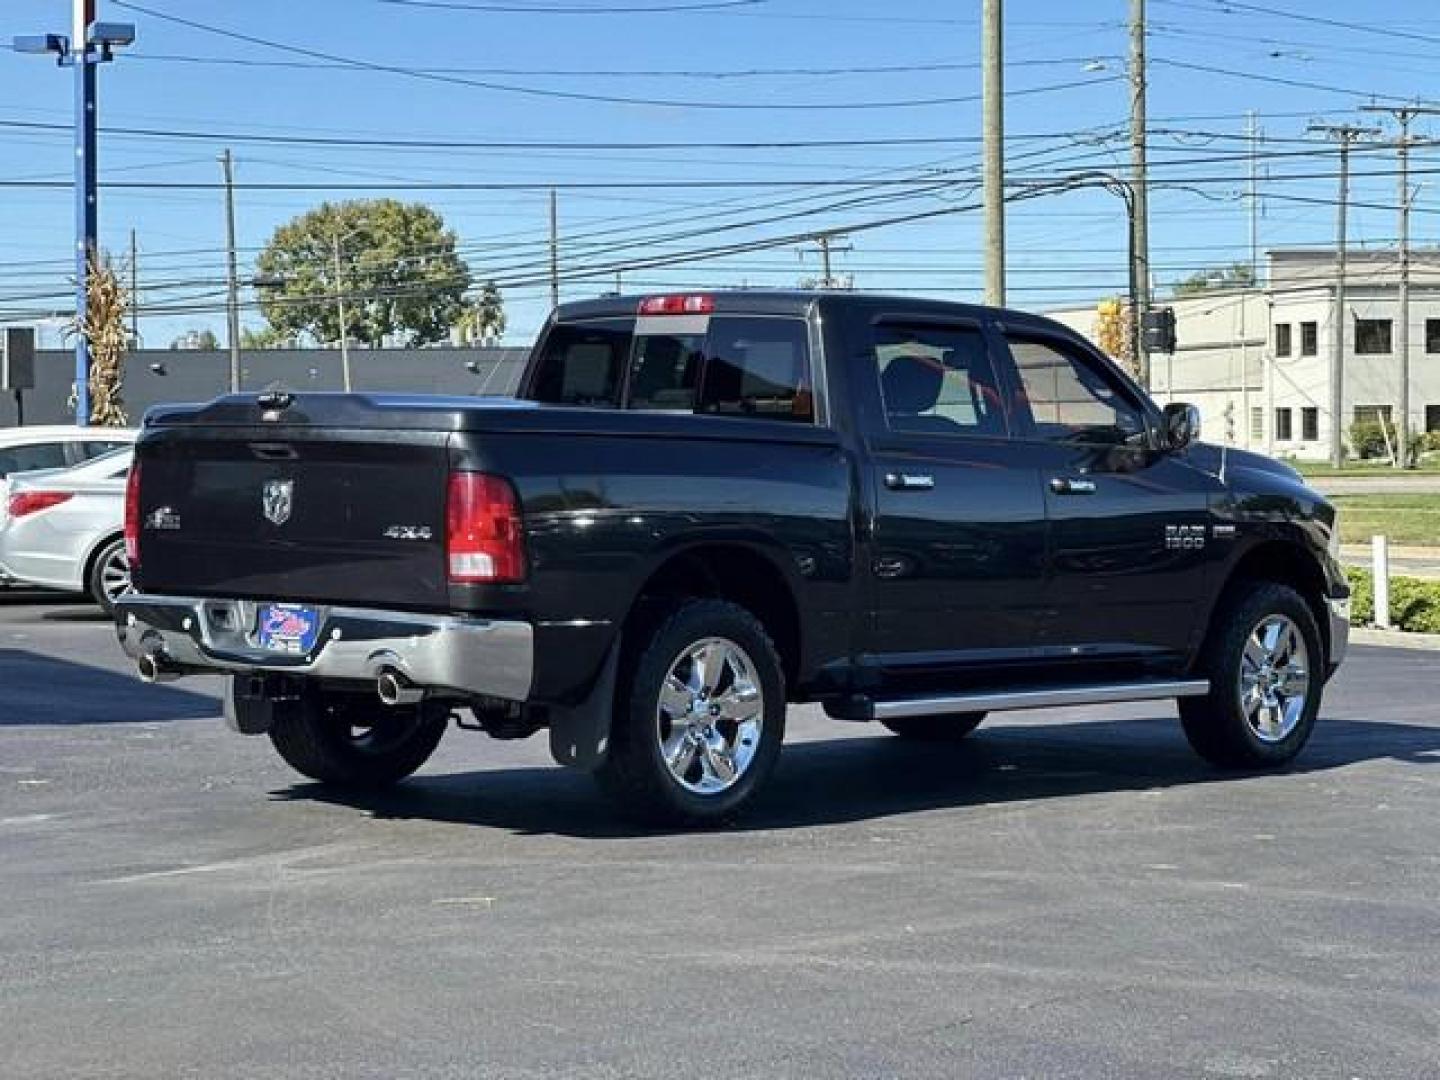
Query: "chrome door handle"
1049 477 1097 495
884 472 935 491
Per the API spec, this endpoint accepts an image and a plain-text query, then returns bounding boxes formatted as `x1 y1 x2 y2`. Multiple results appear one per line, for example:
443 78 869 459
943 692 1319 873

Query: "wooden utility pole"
549 189 559 310
982 0 1004 306
1361 103 1440 468
220 149 242 393
1308 122 1378 468
1129 0 1151 390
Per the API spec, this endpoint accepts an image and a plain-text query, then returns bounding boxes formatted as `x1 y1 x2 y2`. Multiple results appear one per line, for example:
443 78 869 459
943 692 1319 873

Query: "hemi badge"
1213 524 1238 540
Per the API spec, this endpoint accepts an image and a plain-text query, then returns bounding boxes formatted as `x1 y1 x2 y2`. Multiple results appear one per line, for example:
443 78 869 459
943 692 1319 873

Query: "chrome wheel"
98 545 132 607
1238 614 1310 744
655 636 764 795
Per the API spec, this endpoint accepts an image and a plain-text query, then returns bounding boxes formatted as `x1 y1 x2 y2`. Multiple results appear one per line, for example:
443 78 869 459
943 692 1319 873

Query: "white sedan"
0 449 134 612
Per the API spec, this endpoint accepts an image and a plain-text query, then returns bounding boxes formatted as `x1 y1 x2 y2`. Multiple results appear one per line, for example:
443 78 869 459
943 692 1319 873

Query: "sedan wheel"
88 538 133 615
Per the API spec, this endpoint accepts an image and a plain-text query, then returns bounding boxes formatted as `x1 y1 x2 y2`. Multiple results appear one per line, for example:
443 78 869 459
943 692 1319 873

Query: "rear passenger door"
856 317 1050 687
997 329 1217 667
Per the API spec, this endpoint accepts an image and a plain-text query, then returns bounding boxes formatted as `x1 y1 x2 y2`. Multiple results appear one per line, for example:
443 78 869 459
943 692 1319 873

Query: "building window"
1250 406 1264 442
1427 405 1440 433
1274 323 1292 357
1302 407 1319 441
1275 408 1294 441
1300 321 1318 357
1355 404 1394 425
1354 318 1392 355
1427 320 1440 355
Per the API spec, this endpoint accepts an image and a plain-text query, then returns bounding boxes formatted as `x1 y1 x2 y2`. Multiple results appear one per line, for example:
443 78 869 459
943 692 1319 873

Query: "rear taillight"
637 294 715 316
124 463 142 569
8 491 73 518
446 471 525 584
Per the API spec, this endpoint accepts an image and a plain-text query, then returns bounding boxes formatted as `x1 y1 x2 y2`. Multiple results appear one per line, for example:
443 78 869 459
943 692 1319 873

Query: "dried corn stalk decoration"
74 248 131 427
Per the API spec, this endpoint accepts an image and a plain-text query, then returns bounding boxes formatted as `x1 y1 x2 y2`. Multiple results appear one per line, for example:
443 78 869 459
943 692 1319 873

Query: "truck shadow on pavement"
273 713 1440 838
0 648 218 725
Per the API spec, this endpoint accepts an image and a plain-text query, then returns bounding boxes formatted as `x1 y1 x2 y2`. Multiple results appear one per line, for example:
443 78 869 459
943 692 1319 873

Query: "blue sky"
1 0 1437 349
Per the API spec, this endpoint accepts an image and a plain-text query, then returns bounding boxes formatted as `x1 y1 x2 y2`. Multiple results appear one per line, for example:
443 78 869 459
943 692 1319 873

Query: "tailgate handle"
248 443 298 461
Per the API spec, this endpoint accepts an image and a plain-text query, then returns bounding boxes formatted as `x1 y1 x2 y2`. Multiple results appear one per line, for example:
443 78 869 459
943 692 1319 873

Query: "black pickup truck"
116 291 1349 825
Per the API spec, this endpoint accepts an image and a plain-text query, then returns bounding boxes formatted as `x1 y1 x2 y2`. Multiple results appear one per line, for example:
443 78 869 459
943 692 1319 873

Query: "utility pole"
332 234 352 392
1309 122 1378 468
549 188 559 310
1129 0 1151 390
1361 103 1440 469
128 227 139 348
805 231 852 289
220 149 242 394
1242 111 1257 450
981 0 1005 306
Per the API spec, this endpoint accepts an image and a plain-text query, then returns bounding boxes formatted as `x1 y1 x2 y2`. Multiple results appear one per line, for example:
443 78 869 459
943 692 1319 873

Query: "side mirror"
1163 402 1201 451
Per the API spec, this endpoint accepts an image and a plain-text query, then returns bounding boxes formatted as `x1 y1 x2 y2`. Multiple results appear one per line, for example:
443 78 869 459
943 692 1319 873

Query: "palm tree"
457 281 507 346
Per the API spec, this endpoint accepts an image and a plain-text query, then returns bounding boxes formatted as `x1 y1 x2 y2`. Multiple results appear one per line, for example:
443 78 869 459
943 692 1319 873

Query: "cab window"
698 317 813 423
527 321 631 407
1003 335 1147 446
871 323 1007 437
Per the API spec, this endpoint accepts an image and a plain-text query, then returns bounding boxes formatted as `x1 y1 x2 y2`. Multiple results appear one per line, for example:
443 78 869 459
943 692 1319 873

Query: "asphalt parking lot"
2 592 1438 1079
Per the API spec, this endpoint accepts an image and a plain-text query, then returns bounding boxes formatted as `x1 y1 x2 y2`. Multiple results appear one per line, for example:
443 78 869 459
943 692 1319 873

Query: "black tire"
596 598 786 827
267 684 449 788
1179 582 1324 768
86 536 131 616
880 712 986 741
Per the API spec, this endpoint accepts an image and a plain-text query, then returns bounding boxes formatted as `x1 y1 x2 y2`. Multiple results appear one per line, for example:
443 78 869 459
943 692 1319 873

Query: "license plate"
255 604 321 655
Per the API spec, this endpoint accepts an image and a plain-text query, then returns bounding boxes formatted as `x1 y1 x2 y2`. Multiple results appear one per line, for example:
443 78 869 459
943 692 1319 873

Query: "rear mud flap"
547 639 621 771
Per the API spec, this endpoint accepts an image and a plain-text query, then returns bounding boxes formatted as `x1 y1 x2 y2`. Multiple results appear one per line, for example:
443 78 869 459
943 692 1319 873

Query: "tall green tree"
255 200 471 347
456 281 507 345
1171 262 1256 296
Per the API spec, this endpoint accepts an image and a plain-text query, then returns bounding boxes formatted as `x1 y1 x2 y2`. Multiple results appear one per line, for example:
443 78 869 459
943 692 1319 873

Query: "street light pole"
73 0 97 426
12 2 135 426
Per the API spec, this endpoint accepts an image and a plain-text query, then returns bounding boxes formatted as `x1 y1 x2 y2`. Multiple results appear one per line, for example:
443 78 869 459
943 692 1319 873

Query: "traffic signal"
1142 307 1177 354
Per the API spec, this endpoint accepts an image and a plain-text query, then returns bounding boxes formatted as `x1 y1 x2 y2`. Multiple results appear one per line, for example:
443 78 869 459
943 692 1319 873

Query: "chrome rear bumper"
115 594 533 703
1327 594 1350 673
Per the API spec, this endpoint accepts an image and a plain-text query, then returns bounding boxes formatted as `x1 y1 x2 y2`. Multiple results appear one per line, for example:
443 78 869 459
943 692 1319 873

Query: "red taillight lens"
446 471 525 584
7 491 73 518
637 294 715 316
124 463 142 569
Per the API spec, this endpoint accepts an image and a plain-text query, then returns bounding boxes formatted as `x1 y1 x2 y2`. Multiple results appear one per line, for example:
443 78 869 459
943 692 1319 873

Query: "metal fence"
0 346 530 427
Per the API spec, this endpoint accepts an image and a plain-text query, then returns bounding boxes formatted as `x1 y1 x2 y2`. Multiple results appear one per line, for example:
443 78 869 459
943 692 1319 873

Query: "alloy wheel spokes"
1238 614 1311 745
656 636 765 795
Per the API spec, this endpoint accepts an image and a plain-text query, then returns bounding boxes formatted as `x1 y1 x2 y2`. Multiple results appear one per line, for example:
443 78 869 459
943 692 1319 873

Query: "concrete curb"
1352 627 1440 652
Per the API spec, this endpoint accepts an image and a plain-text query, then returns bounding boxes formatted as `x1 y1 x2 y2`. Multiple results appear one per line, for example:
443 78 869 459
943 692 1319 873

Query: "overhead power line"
110 2 1119 110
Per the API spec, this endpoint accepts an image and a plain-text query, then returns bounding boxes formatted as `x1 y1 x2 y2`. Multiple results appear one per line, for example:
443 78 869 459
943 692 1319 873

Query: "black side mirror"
1163 402 1201 450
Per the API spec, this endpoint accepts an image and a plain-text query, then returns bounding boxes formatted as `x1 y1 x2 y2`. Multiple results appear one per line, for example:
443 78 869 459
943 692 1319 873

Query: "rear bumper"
115 594 533 702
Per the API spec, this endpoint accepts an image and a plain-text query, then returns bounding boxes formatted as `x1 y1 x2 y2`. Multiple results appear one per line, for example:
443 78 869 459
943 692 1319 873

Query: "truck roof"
552 289 1071 332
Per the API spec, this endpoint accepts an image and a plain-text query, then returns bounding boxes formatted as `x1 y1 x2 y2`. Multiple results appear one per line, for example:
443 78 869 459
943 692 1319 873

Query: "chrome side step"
839 679 1210 722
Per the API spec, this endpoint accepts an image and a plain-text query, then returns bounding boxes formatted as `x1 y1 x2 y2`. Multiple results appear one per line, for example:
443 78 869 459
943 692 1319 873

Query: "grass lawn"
1296 462 1440 478
1332 494 1440 546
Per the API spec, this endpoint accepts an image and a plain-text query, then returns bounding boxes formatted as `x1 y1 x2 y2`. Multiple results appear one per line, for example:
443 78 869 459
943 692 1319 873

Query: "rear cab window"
526 307 815 425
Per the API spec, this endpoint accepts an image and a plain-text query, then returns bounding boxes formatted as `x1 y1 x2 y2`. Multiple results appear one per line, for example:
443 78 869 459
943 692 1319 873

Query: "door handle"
884 472 935 491
1049 477 1097 495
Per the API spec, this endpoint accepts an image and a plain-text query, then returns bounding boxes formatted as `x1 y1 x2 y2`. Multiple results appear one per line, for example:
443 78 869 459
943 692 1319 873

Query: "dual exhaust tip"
137 651 426 707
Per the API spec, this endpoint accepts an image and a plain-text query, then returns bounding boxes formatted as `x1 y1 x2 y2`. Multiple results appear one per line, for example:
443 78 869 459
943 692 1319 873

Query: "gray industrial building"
0 346 531 427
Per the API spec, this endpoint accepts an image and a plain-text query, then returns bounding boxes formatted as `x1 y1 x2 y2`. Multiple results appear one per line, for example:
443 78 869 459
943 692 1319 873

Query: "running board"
831 680 1210 722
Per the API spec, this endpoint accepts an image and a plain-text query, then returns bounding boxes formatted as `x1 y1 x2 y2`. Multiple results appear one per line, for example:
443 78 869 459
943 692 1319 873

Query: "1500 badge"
1165 524 1207 550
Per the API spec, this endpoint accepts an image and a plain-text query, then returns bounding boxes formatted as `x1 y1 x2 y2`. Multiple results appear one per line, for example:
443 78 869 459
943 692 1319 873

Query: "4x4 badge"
262 479 294 525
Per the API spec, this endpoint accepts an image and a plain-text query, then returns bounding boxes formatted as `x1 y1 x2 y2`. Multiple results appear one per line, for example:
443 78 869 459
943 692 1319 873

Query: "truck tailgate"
137 427 452 609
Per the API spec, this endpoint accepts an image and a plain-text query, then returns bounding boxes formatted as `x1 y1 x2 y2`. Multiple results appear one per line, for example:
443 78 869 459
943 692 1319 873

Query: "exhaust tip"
377 668 425 707
137 651 181 684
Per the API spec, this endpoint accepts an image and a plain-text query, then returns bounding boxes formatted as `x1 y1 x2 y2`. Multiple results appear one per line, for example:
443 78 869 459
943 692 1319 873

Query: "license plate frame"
255 603 322 656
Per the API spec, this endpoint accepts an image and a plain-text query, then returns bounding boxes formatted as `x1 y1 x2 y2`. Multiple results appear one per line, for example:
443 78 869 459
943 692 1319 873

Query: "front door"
997 330 1218 670
858 317 1050 690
